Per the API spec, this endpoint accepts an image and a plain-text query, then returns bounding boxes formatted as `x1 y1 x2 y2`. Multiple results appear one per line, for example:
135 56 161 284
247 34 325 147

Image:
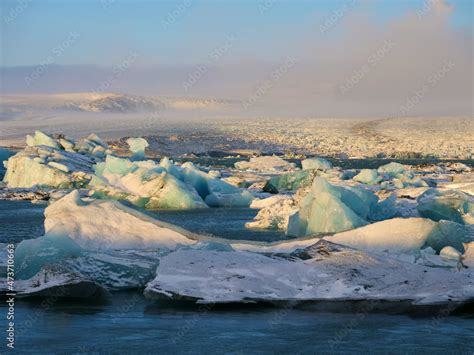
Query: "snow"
44 190 197 250
235 156 296 172
325 217 471 254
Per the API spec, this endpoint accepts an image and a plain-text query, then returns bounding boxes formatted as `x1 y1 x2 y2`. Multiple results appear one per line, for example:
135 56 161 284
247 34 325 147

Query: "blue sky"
1 0 472 67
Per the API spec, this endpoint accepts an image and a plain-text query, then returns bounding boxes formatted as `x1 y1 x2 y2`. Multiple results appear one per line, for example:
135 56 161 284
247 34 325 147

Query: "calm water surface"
1 199 474 354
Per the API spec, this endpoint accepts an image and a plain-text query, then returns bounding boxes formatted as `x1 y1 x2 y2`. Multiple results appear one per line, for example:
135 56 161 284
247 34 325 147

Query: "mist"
1 0 472 118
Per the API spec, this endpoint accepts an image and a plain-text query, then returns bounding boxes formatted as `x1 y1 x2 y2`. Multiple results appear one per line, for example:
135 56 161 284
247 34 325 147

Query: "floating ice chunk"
26 130 61 150
235 156 295 172
58 137 75 151
368 194 398 221
87 133 108 149
326 218 435 254
440 246 462 262
263 170 314 193
377 162 405 176
287 177 398 236
159 157 183 178
15 234 83 280
301 157 332 171
100 155 136 176
417 189 474 224
325 218 469 254
205 190 255 208
44 191 197 250
7 264 106 298
424 220 470 253
353 169 381 185
63 250 160 290
47 161 69 173
126 137 149 161
246 195 297 230
208 170 221 179
75 133 109 155
144 241 474 307
288 191 368 236
398 171 428 188
180 161 254 207
3 146 94 188
463 242 474 267
145 173 208 209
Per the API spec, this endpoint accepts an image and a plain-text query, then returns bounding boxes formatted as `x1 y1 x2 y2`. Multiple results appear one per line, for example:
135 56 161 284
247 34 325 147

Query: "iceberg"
15 234 83 280
205 190 254 208
246 195 297 230
353 169 382 185
325 218 470 254
301 157 332 171
263 170 314 193
126 137 149 161
91 156 208 209
75 133 109 156
287 177 396 236
44 191 197 250
144 240 474 307
1 264 106 299
26 130 61 150
417 189 474 224
377 162 405 176
3 145 95 188
440 246 462 262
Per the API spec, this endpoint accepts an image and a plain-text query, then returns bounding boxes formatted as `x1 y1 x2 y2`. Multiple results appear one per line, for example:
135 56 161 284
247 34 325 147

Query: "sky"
0 0 473 117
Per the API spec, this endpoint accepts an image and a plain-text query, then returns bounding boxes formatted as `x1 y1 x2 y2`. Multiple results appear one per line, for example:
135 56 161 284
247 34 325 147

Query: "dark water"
0 201 287 243
0 201 45 243
11 292 474 354
173 156 474 170
2 202 474 353
146 208 289 242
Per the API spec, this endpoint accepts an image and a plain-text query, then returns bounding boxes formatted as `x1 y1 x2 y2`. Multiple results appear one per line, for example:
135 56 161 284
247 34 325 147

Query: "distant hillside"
0 93 237 114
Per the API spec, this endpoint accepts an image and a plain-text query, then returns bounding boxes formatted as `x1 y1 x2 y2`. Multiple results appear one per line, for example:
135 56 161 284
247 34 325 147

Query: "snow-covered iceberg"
325 217 471 254
144 240 474 307
44 191 198 250
3 131 108 189
3 145 95 188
